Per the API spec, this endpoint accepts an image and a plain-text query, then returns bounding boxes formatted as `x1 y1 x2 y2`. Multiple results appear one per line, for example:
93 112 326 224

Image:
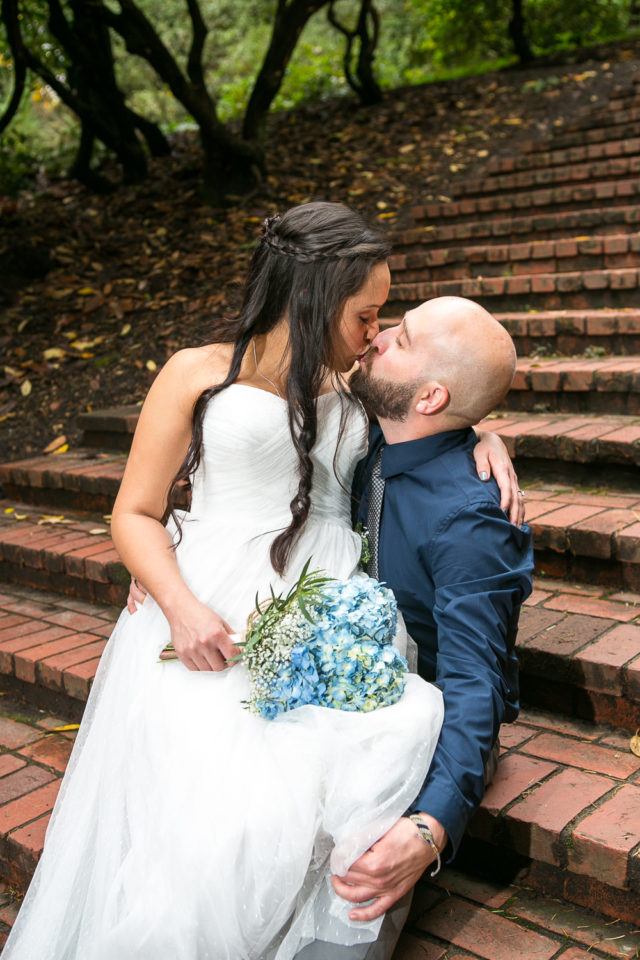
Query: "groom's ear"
415 381 450 417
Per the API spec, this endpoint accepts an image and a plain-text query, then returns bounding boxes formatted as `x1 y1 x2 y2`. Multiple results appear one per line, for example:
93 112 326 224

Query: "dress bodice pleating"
188 385 368 534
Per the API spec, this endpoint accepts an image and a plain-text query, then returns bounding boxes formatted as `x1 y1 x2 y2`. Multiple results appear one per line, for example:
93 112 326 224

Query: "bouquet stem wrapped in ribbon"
239 560 408 720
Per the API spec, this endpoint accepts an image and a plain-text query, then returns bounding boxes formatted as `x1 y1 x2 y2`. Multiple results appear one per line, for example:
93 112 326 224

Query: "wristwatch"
408 814 442 877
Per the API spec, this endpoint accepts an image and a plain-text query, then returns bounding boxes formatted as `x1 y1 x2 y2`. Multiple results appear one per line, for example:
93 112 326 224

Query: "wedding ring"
517 490 525 497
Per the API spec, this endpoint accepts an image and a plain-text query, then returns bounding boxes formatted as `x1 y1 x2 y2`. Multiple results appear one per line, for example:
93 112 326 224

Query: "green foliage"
1 0 638 190
530 0 629 51
0 80 79 194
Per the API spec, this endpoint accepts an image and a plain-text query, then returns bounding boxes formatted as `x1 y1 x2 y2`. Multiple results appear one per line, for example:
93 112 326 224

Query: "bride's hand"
167 600 240 672
473 428 525 527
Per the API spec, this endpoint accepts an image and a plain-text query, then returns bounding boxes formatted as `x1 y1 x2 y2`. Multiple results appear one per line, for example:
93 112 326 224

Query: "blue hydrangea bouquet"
241 560 408 720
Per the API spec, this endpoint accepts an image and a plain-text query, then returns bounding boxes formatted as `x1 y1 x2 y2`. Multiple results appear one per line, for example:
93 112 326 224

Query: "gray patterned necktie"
366 448 385 580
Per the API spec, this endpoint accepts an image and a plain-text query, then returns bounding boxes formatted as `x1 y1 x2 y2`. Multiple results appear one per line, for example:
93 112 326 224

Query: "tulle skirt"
3 518 444 960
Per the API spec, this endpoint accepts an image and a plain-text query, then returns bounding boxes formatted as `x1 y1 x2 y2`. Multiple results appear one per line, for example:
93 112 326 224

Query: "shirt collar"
380 427 474 479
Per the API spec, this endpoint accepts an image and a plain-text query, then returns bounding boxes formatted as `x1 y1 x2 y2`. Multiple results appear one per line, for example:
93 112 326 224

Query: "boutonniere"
355 522 371 568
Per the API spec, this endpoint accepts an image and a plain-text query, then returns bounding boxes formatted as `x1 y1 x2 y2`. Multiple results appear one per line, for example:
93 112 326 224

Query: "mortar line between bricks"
520 748 640 779
557 780 630 866
0 738 65 775
4 800 60 839
524 612 633 662
408 890 618 960
489 761 565 821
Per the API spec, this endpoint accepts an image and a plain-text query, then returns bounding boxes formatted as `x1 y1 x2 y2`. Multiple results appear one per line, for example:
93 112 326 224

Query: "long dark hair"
166 201 391 575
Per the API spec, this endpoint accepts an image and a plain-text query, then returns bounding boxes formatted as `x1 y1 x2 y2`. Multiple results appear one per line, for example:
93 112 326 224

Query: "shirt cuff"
410 783 470 860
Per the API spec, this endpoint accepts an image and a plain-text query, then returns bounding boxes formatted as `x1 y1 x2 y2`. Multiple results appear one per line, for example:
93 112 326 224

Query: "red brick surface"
0 779 61 834
0 718 43 751
506 768 614 863
475 754 558 817
521 731 640 778
416 896 558 960
17 736 73 774
0 584 117 700
569 784 640 888
394 935 446 960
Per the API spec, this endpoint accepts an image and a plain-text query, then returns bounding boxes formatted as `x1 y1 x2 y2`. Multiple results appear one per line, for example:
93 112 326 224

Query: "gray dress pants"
294 892 412 959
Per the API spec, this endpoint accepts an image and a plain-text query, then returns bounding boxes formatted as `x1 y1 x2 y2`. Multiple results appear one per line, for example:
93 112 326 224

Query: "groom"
323 295 533 956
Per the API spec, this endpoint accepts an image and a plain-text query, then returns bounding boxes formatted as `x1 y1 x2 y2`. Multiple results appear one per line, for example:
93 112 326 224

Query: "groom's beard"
350 363 419 422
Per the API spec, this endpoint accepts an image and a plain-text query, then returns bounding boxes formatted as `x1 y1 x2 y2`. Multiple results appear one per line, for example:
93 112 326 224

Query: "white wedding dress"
3 385 444 960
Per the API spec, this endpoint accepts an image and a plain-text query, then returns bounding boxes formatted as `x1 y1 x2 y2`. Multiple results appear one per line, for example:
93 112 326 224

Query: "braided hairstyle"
166 201 391 576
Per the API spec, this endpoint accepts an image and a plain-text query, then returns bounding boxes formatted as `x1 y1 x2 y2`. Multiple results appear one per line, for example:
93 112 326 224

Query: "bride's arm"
472 427 524 526
111 349 239 671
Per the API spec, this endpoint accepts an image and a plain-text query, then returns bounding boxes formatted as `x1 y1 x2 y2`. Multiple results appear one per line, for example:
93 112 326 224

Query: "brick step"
564 103 640 134
521 479 640 591
609 92 640 110
0 583 118 718
522 118 640 152
481 409 640 469
388 233 640 284
410 180 640 226
496 309 640 356
396 862 640 958
0 696 637 931
387 269 640 314
452 156 640 200
502 354 640 416
607 77 640 104
391 205 640 252
0 501 127 606
486 137 640 175
0 450 126 512
383 309 640 356
0 695 71 898
518 577 640 730
76 405 139 451
465 708 640 924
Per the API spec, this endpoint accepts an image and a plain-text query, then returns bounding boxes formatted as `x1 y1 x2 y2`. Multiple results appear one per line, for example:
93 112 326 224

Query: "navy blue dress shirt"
353 425 533 856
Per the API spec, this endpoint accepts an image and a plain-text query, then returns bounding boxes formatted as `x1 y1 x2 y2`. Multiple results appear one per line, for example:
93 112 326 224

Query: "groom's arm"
334 500 532 919
411 501 532 855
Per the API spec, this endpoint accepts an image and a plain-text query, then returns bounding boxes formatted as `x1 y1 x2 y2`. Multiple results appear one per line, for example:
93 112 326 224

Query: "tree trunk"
353 0 382 106
508 0 533 64
70 119 116 191
242 0 329 144
327 0 382 106
67 0 149 182
105 0 265 198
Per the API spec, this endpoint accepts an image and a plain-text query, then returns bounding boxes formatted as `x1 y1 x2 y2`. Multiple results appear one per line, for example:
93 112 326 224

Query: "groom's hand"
127 577 148 614
331 814 448 922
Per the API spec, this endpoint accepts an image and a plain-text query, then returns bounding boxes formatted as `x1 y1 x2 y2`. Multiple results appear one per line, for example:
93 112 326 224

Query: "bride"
3 202 515 960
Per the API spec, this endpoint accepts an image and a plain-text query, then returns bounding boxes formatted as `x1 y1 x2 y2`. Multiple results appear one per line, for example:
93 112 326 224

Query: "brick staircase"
0 78 640 960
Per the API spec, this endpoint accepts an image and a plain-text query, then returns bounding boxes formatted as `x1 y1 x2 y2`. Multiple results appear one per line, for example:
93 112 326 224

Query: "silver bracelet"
408 814 442 877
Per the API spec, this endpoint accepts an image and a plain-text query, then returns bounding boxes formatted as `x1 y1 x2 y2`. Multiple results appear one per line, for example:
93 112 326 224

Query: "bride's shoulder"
158 345 232 395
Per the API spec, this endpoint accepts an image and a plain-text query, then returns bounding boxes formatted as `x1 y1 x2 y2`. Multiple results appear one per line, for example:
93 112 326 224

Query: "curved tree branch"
327 1 356 94
185 0 207 91
327 0 381 105
0 0 27 135
242 0 329 143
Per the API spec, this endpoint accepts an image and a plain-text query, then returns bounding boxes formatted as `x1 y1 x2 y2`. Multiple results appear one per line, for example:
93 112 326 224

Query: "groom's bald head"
351 296 516 436
409 296 516 424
